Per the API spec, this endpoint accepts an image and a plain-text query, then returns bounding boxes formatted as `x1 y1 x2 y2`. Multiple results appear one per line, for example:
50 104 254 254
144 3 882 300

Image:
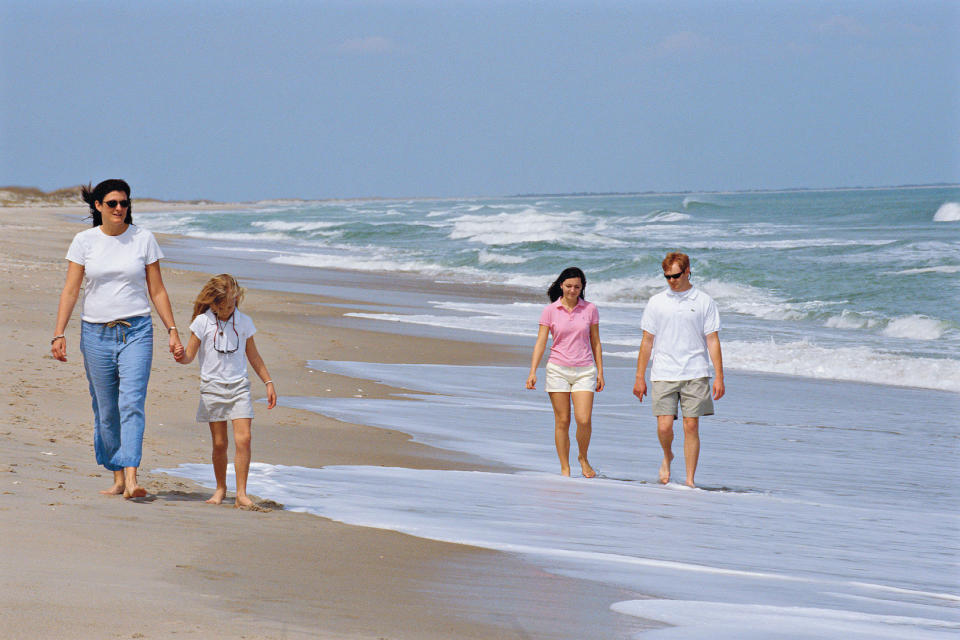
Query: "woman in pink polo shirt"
526 266 605 478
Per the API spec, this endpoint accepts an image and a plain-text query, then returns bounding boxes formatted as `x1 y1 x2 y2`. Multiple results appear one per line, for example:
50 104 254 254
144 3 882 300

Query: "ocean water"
138 186 960 392
146 187 959 638
158 361 960 639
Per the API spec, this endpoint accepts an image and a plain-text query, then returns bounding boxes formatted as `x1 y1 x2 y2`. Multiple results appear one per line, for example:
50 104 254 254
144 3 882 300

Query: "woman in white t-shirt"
175 274 276 508
51 179 183 499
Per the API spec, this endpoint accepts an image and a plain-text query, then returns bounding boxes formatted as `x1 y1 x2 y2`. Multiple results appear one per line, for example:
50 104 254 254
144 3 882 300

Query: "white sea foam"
448 209 626 247
250 220 343 232
477 249 528 265
716 339 960 392
881 315 948 340
933 202 960 222
610 600 960 639
647 210 691 222
889 265 960 275
824 309 881 330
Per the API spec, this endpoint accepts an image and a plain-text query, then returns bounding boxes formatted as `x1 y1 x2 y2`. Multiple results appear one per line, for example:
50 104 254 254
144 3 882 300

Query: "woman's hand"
526 373 537 389
169 329 183 359
51 336 67 362
595 372 605 392
266 382 277 409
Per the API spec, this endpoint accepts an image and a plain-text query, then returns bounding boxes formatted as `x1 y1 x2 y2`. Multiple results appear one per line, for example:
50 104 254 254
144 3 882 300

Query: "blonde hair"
192 274 245 320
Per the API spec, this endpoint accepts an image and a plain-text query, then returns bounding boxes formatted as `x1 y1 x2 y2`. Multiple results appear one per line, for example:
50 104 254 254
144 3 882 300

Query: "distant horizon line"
2 181 957 205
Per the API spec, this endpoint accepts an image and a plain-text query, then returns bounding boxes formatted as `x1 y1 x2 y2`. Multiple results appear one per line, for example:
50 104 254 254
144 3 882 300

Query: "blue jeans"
80 315 153 471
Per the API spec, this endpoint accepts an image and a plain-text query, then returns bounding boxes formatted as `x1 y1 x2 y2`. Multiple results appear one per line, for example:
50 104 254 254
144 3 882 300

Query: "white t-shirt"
641 286 721 381
65 225 164 323
190 309 257 383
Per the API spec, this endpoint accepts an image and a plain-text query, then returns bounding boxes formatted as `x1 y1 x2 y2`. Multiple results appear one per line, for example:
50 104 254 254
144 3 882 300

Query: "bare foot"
123 486 147 499
99 482 125 495
685 479 697 489
578 456 596 478
205 488 227 505
560 465 571 477
659 453 674 484
235 497 271 512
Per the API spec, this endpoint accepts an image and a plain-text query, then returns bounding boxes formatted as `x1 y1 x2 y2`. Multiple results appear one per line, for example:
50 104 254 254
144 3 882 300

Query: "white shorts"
545 362 597 393
197 378 254 422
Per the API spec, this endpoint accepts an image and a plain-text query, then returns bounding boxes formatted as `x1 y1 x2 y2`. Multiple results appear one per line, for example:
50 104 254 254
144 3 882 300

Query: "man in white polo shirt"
633 252 725 488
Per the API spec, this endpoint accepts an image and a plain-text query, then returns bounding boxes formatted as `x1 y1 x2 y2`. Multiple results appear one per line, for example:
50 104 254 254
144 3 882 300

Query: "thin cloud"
818 15 870 37
337 36 398 55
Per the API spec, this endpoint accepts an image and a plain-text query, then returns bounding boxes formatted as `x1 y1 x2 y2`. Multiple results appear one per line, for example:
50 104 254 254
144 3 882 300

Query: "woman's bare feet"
100 482 125 495
578 456 596 478
559 465 571 477
659 452 674 484
100 470 124 495
122 467 147 499
205 488 227 505
123 485 147 499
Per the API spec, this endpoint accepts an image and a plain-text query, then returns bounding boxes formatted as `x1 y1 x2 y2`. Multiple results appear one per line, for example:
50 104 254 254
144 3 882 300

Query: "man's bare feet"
205 488 227 505
659 452 674 484
578 456 596 478
685 479 696 488
100 482 125 495
235 495 255 508
560 465 571 477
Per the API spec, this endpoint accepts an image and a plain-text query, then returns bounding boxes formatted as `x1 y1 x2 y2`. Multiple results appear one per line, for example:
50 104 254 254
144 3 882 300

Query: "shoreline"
1 205 649 639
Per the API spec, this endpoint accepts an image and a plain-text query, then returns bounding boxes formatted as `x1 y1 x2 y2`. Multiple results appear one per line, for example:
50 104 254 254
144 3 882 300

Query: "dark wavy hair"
80 179 133 226
547 267 587 302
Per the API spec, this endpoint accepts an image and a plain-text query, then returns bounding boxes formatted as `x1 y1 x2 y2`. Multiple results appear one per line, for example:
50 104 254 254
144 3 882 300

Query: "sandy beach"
0 204 647 639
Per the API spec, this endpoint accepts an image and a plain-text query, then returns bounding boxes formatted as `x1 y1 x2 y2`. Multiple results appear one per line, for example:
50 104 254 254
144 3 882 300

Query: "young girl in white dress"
176 274 276 508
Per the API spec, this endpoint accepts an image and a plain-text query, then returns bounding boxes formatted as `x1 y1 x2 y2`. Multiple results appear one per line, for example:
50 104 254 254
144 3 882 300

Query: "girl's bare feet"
235 495 255 508
578 456 596 478
205 488 227 504
559 464 571 477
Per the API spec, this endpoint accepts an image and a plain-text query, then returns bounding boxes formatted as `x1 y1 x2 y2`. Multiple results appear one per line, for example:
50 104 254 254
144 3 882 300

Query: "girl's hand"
525 373 537 390
266 382 277 409
51 336 67 362
173 343 185 361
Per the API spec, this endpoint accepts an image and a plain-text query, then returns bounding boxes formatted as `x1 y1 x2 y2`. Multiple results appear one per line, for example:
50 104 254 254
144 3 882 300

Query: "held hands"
169 330 184 361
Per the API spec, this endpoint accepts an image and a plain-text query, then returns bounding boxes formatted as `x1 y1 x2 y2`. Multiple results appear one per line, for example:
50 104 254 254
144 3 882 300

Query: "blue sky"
2 1 958 201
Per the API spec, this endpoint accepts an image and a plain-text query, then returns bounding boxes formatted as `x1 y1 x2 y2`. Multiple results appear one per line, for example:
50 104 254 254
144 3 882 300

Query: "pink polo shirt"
539 299 599 367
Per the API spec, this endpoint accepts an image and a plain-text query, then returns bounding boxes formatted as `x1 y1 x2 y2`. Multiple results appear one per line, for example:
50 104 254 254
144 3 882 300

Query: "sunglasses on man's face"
104 199 130 209
663 271 685 280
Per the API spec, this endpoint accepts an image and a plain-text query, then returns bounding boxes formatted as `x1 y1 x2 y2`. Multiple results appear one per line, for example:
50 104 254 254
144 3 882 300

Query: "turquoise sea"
140 186 960 392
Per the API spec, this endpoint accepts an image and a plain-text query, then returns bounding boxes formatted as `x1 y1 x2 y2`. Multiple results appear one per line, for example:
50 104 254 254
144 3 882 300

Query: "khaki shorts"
651 378 714 418
197 378 254 422
545 362 597 393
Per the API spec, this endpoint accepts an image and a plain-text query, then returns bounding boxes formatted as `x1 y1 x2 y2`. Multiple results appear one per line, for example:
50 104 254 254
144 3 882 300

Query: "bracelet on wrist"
51 335 65 344
264 380 274 386
167 326 178 333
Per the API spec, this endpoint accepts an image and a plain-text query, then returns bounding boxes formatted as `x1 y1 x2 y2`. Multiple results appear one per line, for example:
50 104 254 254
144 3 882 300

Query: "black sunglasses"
103 199 131 209
214 314 240 354
663 271 685 280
